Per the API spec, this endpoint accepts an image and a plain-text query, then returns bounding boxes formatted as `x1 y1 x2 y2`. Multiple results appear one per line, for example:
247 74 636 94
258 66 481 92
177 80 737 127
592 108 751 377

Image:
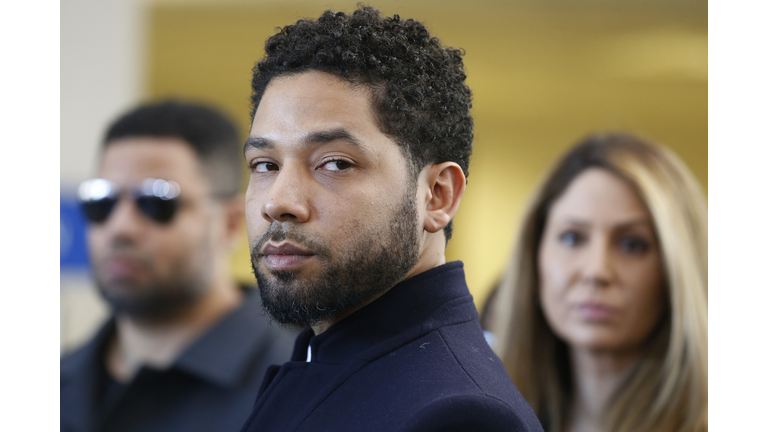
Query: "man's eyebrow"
305 128 363 147
244 128 372 155
243 136 273 154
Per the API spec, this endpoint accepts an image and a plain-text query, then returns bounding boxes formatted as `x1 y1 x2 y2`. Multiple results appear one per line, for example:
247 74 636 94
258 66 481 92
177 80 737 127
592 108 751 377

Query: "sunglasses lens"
77 178 181 224
137 196 178 223
81 198 117 223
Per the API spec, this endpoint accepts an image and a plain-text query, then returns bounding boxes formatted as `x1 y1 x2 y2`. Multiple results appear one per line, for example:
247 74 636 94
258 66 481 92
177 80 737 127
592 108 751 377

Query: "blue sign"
61 193 90 270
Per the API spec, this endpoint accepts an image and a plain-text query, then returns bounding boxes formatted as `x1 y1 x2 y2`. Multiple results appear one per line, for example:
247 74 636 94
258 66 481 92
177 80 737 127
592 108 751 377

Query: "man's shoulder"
338 320 521 393
60 343 89 378
353 320 542 429
61 321 111 383
373 318 509 391
398 393 544 432
373 324 543 431
432 319 516 393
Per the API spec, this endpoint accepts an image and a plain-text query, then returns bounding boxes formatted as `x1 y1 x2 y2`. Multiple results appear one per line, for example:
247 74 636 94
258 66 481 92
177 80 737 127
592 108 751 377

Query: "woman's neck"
566 347 640 432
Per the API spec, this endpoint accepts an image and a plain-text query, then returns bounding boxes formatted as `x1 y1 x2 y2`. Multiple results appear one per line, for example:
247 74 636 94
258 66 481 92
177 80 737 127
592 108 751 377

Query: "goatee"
251 190 420 327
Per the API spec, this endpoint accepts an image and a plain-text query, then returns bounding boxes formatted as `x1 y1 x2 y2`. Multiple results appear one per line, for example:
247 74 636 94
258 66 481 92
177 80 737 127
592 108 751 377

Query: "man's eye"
253 161 279 172
320 159 353 171
559 231 584 247
619 237 650 254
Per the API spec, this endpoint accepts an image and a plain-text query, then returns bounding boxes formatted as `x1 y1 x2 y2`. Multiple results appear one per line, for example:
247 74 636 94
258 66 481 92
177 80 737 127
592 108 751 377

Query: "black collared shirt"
61 287 296 432
239 262 544 432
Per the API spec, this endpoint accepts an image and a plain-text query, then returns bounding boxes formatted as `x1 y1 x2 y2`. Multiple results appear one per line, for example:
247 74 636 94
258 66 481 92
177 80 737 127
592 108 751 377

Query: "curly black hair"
251 5 473 241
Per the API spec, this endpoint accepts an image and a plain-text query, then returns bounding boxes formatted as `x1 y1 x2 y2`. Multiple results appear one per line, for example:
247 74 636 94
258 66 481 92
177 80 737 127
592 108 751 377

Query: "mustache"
100 238 150 262
251 224 330 258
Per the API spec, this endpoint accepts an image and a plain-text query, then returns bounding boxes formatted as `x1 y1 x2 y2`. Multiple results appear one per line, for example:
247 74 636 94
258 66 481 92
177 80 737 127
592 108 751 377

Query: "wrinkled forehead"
99 137 209 193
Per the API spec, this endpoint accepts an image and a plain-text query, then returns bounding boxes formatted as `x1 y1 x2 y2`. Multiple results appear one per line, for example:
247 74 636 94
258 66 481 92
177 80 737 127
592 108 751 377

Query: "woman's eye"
619 237 649 254
253 161 279 172
321 159 353 171
559 231 583 247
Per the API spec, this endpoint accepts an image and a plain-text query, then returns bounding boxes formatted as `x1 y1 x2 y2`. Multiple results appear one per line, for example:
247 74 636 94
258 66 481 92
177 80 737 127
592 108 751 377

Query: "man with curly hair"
240 6 543 432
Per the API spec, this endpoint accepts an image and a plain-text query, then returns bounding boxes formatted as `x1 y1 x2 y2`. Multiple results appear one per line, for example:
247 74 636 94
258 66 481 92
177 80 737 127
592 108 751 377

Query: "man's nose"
261 165 311 224
102 196 146 240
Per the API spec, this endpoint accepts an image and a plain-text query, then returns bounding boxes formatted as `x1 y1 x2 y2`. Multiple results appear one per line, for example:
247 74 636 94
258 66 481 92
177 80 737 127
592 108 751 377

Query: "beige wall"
146 0 707 311
61 0 147 352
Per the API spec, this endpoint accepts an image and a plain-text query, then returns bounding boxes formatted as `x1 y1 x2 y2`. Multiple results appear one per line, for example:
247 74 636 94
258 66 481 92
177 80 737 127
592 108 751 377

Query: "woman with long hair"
488 132 707 432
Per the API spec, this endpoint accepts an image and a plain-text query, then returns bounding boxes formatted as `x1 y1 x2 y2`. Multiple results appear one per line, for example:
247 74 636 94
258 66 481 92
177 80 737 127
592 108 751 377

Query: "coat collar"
300 261 477 364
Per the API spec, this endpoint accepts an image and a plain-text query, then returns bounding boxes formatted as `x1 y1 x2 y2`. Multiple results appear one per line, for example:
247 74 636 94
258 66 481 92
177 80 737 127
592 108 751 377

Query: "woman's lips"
576 303 618 322
261 242 315 270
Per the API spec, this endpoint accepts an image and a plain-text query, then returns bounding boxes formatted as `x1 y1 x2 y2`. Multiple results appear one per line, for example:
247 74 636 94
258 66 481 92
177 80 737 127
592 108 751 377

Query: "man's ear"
219 195 246 251
422 162 466 234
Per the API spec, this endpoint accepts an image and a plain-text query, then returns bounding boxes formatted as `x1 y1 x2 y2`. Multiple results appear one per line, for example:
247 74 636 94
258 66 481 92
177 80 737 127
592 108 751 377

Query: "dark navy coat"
239 262 544 432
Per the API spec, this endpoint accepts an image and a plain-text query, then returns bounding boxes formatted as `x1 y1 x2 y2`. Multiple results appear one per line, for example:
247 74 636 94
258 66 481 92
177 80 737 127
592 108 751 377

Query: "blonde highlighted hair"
489 132 707 432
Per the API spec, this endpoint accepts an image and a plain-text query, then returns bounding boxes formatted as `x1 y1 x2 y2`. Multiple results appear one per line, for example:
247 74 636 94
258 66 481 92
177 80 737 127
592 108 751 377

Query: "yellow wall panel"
147 0 707 310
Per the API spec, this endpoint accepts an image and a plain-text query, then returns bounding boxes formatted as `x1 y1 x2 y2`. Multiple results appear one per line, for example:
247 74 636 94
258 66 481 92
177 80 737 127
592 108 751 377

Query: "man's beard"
94 239 212 321
250 188 421 328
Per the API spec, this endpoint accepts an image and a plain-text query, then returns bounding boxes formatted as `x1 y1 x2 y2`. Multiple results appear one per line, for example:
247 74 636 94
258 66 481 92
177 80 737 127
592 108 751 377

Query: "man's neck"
105 279 243 383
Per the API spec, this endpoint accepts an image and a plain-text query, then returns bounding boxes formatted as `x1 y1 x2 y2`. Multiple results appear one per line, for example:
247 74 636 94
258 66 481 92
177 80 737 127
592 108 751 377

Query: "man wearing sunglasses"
238 6 542 432
60 100 295 432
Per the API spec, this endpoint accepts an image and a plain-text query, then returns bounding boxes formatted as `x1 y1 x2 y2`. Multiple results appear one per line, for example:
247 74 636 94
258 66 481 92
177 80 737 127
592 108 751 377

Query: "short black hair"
250 5 473 241
104 100 243 197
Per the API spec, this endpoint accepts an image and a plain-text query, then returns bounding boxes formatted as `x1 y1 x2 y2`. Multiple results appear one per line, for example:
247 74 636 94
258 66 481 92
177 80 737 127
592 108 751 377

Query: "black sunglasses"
78 178 182 224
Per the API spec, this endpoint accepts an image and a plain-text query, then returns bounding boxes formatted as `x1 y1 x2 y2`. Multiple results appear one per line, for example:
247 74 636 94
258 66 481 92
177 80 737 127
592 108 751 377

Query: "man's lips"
260 242 315 270
102 257 145 280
